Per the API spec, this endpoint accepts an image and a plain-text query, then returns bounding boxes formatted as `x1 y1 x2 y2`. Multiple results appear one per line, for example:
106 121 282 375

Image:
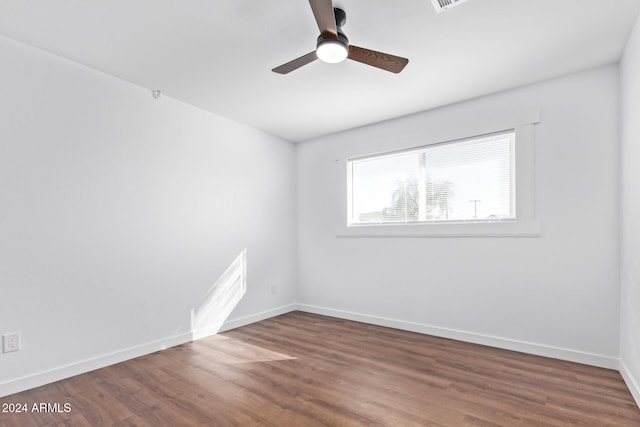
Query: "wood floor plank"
1 311 639 426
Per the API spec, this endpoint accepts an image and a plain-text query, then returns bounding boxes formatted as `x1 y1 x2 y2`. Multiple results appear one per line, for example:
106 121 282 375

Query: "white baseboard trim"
296 304 619 370
0 303 297 398
0 332 193 398
620 359 640 409
219 303 297 333
1 303 624 399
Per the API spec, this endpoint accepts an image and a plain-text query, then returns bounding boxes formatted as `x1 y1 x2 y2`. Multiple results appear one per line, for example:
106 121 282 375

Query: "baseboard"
296 304 619 370
0 303 297 398
219 303 298 332
0 332 193 398
620 359 640 409
1 303 623 399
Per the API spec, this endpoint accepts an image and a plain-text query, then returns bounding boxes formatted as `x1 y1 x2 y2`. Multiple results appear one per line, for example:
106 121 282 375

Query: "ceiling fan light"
316 40 348 63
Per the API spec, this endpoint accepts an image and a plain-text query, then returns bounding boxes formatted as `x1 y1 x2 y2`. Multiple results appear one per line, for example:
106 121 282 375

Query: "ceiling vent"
431 0 469 13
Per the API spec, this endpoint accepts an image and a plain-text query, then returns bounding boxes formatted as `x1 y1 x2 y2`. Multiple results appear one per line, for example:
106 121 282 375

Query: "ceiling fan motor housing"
333 7 347 28
316 32 349 50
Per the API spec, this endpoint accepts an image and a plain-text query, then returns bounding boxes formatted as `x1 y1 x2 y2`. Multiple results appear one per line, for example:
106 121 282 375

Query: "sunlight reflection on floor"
194 335 296 364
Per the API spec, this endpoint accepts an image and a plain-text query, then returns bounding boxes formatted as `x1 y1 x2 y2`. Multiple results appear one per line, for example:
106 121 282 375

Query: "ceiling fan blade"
348 45 409 74
272 51 318 74
309 0 337 38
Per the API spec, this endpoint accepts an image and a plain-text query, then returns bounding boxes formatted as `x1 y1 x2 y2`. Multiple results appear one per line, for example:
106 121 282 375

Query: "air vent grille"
431 0 469 13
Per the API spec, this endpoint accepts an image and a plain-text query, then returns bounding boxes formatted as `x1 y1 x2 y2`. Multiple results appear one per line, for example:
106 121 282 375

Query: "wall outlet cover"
3 332 21 353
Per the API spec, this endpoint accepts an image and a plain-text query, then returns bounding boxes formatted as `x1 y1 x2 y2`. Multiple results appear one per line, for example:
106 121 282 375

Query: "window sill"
335 221 542 238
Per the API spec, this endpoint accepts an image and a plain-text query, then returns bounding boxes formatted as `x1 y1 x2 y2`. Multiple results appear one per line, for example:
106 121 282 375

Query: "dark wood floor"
1 311 639 426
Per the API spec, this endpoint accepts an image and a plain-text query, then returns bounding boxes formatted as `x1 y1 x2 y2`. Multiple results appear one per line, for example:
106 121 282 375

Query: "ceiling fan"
272 0 409 74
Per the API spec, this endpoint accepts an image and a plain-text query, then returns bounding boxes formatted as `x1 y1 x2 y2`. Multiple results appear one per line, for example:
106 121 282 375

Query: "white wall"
0 35 296 396
297 65 620 367
0 24 631 400
620 13 640 406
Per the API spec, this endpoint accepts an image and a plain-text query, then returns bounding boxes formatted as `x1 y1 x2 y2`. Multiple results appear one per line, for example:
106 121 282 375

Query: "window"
348 131 516 226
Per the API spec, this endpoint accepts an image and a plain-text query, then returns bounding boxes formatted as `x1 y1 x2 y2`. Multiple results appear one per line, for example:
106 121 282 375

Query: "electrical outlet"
3 332 21 353
270 284 277 294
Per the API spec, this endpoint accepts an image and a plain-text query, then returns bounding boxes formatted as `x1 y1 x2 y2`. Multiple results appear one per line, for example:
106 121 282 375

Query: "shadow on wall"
190 249 247 340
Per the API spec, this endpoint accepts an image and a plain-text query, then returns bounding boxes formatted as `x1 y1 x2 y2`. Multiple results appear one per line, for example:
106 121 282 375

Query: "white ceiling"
1 0 639 142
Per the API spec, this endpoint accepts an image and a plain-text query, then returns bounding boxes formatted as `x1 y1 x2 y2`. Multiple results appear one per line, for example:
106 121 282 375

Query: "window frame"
347 129 517 226
334 112 541 238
